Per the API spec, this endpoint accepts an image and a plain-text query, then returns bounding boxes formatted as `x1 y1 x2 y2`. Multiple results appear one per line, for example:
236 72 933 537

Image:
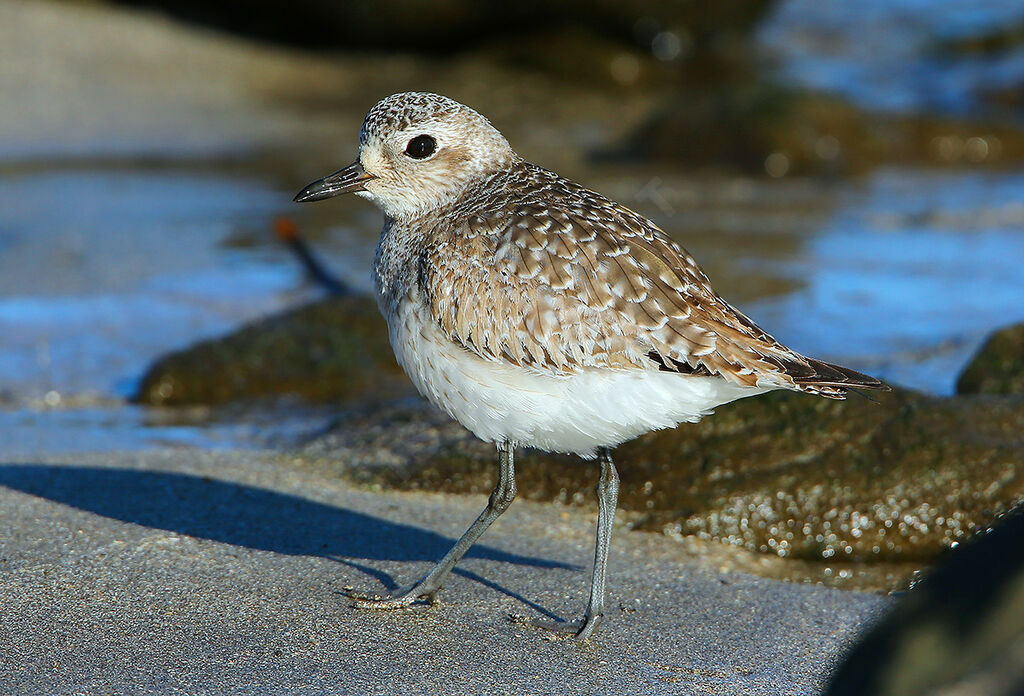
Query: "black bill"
293 161 375 202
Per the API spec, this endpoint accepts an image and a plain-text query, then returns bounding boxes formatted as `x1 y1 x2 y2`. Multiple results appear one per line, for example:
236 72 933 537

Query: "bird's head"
294 92 515 219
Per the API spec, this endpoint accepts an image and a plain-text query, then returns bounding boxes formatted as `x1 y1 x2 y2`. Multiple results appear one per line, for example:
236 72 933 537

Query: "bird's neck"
371 161 527 312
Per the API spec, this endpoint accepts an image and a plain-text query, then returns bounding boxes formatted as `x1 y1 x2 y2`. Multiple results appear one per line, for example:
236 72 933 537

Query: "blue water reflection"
0 170 304 403
761 0 1024 115
752 169 1024 393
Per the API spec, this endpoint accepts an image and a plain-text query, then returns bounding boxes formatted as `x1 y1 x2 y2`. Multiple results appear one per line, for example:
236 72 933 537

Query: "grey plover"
294 92 887 640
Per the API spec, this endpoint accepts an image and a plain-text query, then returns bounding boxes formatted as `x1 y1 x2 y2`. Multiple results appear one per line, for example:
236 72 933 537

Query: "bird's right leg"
525 447 618 640
345 440 518 609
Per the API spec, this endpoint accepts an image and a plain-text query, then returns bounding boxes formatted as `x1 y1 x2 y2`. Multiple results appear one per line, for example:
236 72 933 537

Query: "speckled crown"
359 92 493 145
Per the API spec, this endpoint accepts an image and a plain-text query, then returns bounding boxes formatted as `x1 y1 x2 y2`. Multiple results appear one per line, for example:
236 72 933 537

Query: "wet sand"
0 449 887 695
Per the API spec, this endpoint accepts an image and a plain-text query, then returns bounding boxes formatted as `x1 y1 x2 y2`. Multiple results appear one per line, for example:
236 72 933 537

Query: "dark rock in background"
94 0 1024 176
824 507 1024 696
932 19 1024 58
134 296 412 406
957 322 1024 396
108 0 772 58
351 387 1023 570
609 85 1024 175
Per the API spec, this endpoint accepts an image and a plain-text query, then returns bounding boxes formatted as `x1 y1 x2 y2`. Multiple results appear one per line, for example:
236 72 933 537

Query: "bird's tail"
788 356 890 399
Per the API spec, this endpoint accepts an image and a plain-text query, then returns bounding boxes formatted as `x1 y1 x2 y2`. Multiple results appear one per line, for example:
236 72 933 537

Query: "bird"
293 92 888 640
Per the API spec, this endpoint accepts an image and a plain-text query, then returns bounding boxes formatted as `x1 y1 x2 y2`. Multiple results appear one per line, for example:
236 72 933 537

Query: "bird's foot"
509 612 603 641
342 582 439 610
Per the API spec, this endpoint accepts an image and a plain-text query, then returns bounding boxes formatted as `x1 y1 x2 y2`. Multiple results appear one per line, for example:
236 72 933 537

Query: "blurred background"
2 0 1024 452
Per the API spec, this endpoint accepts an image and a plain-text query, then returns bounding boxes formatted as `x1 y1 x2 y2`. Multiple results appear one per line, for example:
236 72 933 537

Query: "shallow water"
0 166 303 403
745 168 1024 390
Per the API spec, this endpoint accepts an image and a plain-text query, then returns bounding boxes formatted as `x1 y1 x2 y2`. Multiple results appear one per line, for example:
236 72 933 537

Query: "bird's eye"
404 134 436 159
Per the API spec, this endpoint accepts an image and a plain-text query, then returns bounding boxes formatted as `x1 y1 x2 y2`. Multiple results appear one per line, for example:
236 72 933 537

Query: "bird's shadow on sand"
0 463 576 620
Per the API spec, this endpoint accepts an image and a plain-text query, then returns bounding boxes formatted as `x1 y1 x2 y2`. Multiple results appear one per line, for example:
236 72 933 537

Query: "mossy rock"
613 84 1024 175
957 323 1024 396
356 387 1024 565
134 296 412 406
931 20 1024 57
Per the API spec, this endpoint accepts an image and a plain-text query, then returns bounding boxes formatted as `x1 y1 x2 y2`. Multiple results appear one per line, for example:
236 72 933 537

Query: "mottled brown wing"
422 189 884 397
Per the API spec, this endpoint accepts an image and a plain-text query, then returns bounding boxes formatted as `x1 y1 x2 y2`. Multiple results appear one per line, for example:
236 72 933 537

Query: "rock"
823 506 1024 696
133 296 413 406
111 0 774 58
334 387 1024 569
608 84 1024 175
931 21 1024 58
614 390 1023 563
957 323 1024 396
97 0 780 97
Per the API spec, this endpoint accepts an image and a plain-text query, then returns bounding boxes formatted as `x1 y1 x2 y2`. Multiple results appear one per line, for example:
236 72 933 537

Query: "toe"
512 614 603 641
344 583 437 610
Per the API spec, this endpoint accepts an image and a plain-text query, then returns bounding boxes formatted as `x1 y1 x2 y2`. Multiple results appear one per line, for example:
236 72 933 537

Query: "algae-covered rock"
615 389 1023 563
932 20 1024 58
956 323 1024 396
610 84 1024 175
343 387 1023 566
134 296 412 406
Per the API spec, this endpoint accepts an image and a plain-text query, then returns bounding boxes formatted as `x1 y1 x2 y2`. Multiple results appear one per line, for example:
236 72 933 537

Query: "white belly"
386 301 768 458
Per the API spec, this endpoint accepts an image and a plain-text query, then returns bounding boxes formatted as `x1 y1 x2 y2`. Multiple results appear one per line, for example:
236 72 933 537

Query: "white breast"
385 300 769 458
